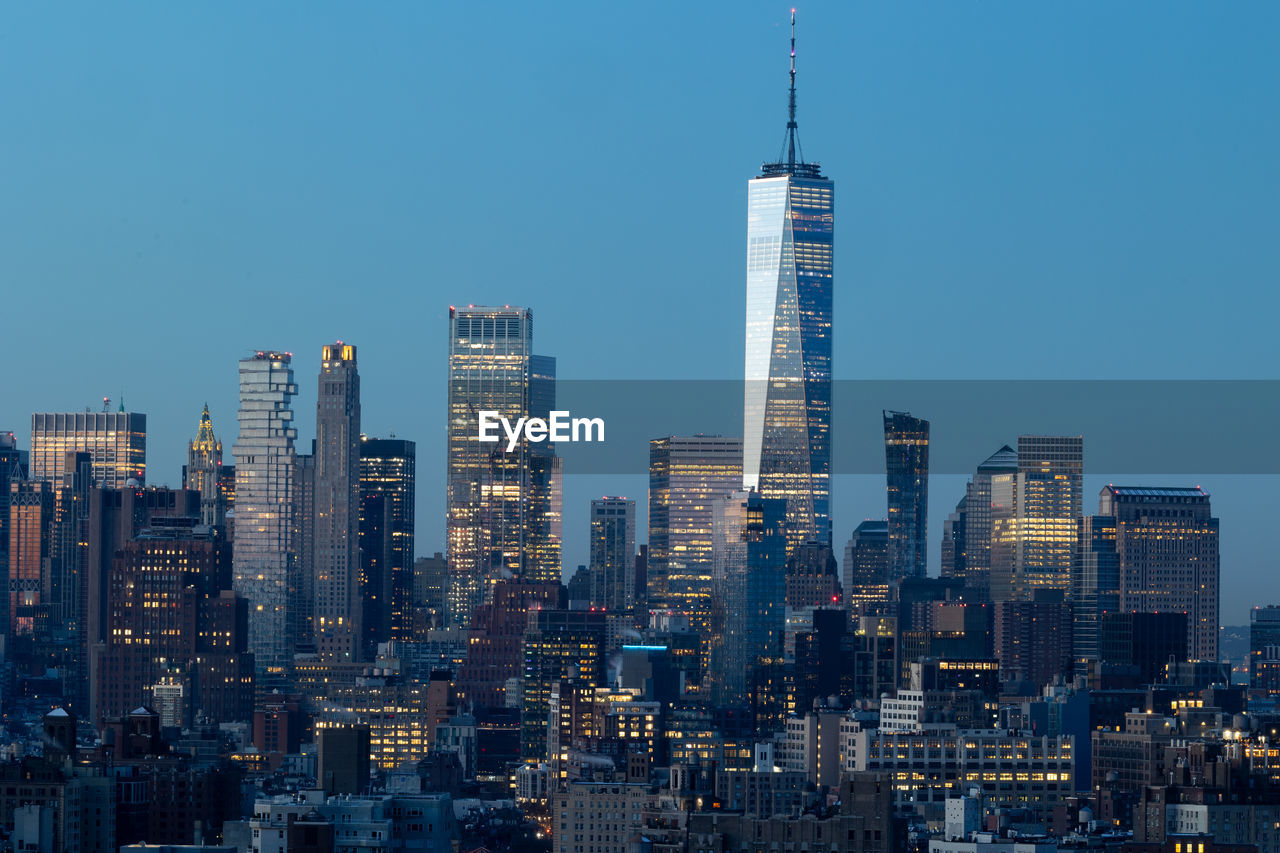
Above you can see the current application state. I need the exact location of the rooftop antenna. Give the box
[787,8,798,171]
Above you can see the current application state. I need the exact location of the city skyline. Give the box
[3,2,1279,624]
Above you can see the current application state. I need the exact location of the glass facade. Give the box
[960,445,1017,598]
[358,437,416,643]
[646,435,742,612]
[446,307,560,629]
[30,411,146,489]
[743,171,833,551]
[314,342,362,661]
[232,350,299,678]
[884,410,929,581]
[708,490,787,707]
[588,497,635,615]
[1072,514,1119,673]
[990,436,1083,602]
[842,519,889,607]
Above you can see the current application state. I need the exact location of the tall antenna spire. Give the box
[787,8,798,171]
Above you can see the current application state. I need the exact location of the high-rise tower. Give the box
[743,11,834,551]
[232,350,299,678]
[884,411,929,581]
[313,342,362,660]
[445,307,560,628]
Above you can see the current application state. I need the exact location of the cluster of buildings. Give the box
[0,16,1272,853]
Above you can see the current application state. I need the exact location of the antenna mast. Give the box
[787,8,797,171]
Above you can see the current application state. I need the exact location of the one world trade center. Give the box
[743,10,834,550]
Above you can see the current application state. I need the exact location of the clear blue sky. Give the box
[2,2,1277,624]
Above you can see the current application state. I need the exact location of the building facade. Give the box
[313,342,362,661]
[589,497,636,616]
[232,350,299,678]
[647,435,742,611]
[359,437,416,642]
[30,411,146,488]
[884,411,929,581]
[1099,485,1220,661]
[445,306,559,628]
[990,436,1083,603]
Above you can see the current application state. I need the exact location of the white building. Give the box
[552,781,650,853]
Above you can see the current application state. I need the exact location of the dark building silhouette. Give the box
[318,724,371,795]
[359,436,416,644]
[884,411,929,581]
[994,589,1073,688]
[1100,611,1188,685]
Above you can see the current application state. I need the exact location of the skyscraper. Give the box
[884,411,929,581]
[940,496,966,580]
[313,342,362,661]
[0,432,28,639]
[990,436,1083,602]
[960,445,1017,598]
[359,437,416,643]
[445,306,559,628]
[843,520,889,608]
[1098,485,1220,661]
[1071,514,1120,674]
[647,435,743,611]
[30,411,146,488]
[589,497,636,616]
[183,404,225,528]
[742,12,834,551]
[708,490,788,708]
[6,479,54,639]
[232,350,299,678]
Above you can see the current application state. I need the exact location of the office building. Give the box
[92,519,253,725]
[232,350,299,677]
[359,436,416,642]
[520,609,606,762]
[742,25,833,551]
[647,435,743,610]
[6,479,54,639]
[588,497,636,616]
[940,497,966,580]
[445,306,559,628]
[708,490,788,707]
[30,411,146,488]
[292,449,316,650]
[1099,611,1188,684]
[1100,485,1220,660]
[844,520,889,607]
[313,342,362,661]
[994,590,1073,688]
[0,433,27,638]
[1072,515,1120,673]
[1251,606,1280,694]
[182,404,225,528]
[850,728,1075,819]
[884,411,929,580]
[785,541,840,609]
[959,445,1017,597]
[990,436,1083,602]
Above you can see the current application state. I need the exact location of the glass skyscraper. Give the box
[990,436,1083,602]
[708,490,788,708]
[647,435,743,611]
[30,411,146,489]
[884,410,929,581]
[588,497,636,616]
[445,307,560,628]
[358,436,416,642]
[742,15,833,551]
[232,350,299,678]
